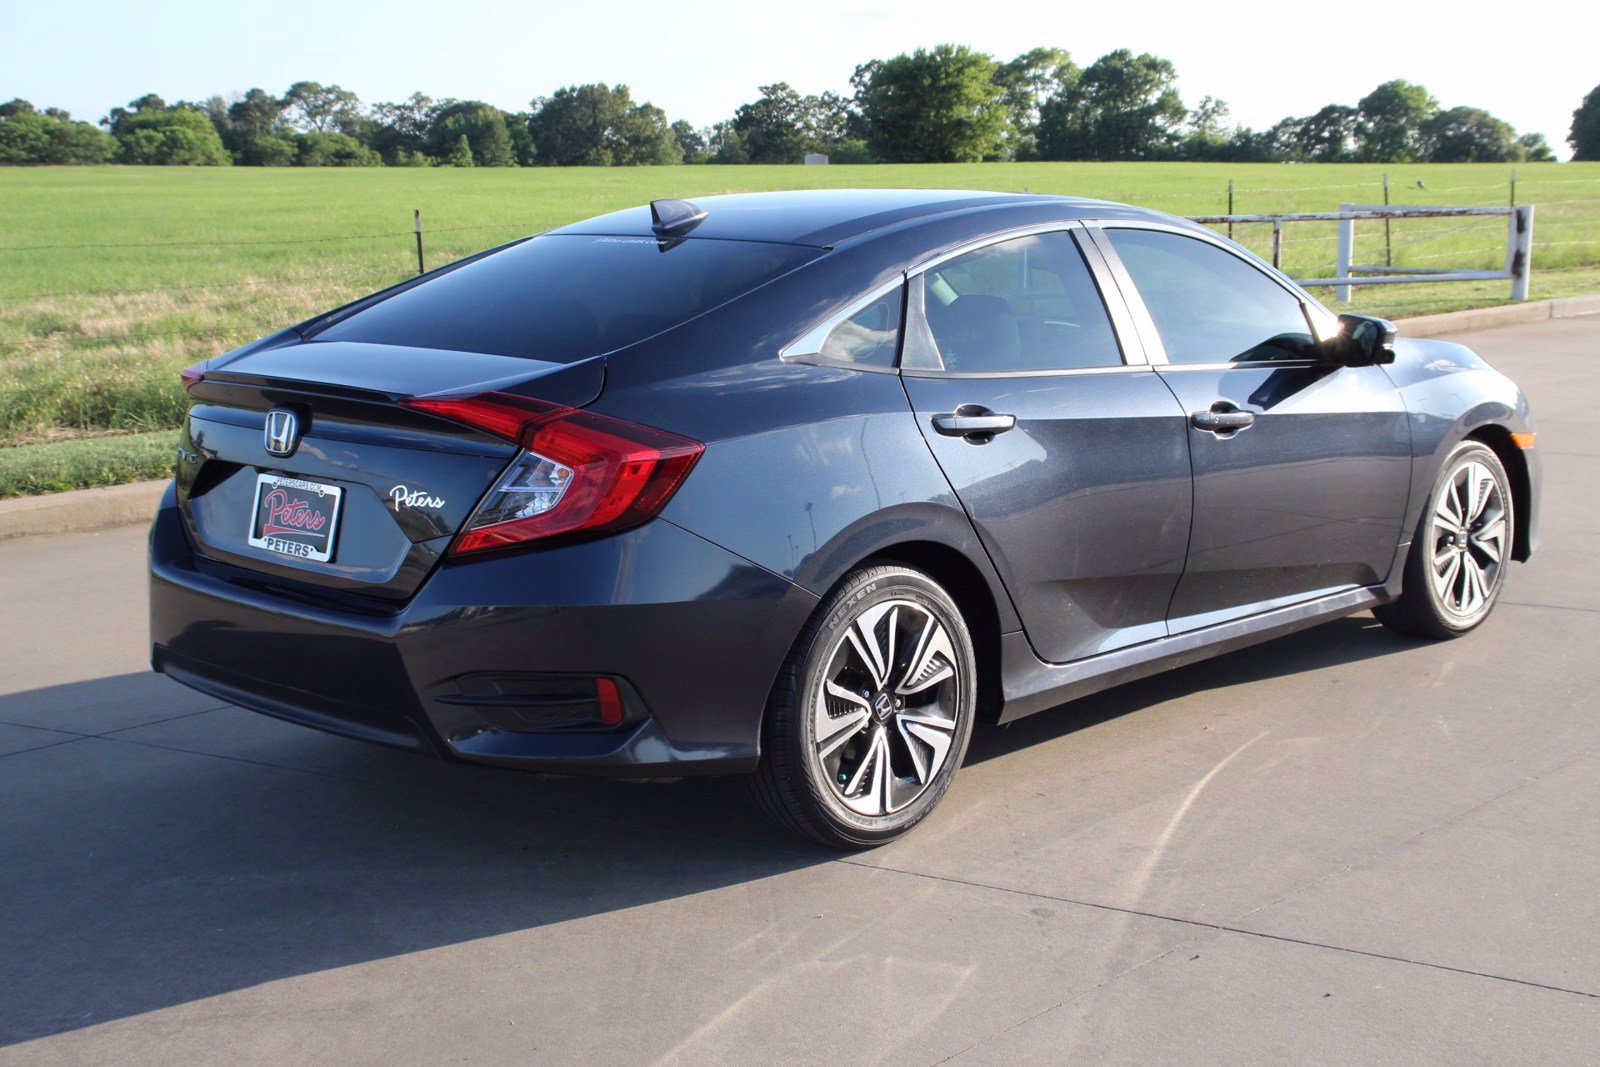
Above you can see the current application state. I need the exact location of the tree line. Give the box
[4,46,1595,168]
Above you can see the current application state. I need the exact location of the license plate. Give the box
[248,473,343,563]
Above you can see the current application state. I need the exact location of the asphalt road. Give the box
[3,317,1598,1064]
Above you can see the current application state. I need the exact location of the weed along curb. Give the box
[2,295,1598,543]
[0,479,168,542]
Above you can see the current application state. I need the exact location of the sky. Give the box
[4,0,1591,157]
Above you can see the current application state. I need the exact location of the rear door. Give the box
[1092,225,1411,631]
[900,227,1193,664]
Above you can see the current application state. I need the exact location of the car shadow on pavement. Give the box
[0,612,1420,1045]
[0,679,830,1046]
[964,612,1427,765]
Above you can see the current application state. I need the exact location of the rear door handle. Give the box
[932,405,1016,441]
[1191,402,1255,433]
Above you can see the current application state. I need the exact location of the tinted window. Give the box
[917,231,1122,373]
[1106,229,1315,364]
[312,235,820,361]
[818,287,901,368]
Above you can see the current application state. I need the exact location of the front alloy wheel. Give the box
[750,565,976,848]
[1427,457,1509,619]
[1376,440,1514,639]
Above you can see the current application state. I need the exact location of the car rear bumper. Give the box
[149,485,817,776]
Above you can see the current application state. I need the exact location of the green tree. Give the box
[993,47,1078,158]
[1422,106,1522,162]
[671,120,708,163]
[730,83,809,162]
[853,45,1009,163]
[370,93,437,163]
[830,139,875,164]
[221,88,293,165]
[294,131,380,166]
[444,133,475,167]
[103,94,168,134]
[506,111,536,165]
[708,120,749,164]
[728,83,849,163]
[281,81,362,134]
[1180,95,1234,160]
[1571,84,1600,160]
[1519,132,1556,162]
[1265,104,1359,162]
[426,101,516,166]
[528,84,682,165]
[1356,79,1437,162]
[1036,50,1186,160]
[0,101,116,163]
[110,105,230,165]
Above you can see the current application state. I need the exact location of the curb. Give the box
[0,479,168,542]
[2,295,1597,544]
[1395,293,1600,339]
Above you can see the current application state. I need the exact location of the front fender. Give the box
[1387,338,1539,560]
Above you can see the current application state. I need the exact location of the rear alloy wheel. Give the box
[749,565,975,848]
[1376,441,1513,639]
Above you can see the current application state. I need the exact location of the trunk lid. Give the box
[176,339,604,604]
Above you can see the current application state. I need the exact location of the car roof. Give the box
[548,188,1179,248]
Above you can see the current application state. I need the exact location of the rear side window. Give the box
[818,287,902,368]
[1105,228,1316,364]
[311,235,820,361]
[915,231,1123,374]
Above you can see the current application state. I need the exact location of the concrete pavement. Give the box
[1,317,1597,1063]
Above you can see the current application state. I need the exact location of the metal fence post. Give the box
[1227,180,1234,241]
[1335,203,1355,303]
[1271,219,1282,269]
[1381,172,1392,267]
[1510,204,1534,301]
[414,210,425,276]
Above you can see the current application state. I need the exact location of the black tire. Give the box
[748,565,976,849]
[1375,440,1514,640]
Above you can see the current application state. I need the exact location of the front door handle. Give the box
[1191,402,1255,434]
[933,405,1016,441]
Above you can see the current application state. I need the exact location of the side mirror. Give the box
[1331,313,1397,366]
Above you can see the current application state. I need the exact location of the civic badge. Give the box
[264,409,300,458]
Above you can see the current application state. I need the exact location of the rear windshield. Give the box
[310,234,820,361]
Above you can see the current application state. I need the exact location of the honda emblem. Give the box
[264,409,300,457]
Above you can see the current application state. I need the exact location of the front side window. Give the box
[1105,228,1316,365]
[914,231,1123,374]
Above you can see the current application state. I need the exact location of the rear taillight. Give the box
[180,361,207,393]
[400,391,703,556]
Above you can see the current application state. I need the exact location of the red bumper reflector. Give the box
[595,678,624,726]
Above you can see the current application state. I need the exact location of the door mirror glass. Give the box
[1330,313,1397,366]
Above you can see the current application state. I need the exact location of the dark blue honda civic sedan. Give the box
[151,189,1540,846]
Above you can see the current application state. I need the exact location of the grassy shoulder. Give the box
[0,431,174,498]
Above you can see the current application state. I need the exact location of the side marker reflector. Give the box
[1510,432,1536,450]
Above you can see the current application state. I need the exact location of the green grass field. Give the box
[2,161,1598,495]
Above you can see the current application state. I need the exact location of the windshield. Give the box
[310,234,820,361]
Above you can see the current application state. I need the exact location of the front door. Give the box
[1096,226,1411,631]
[900,228,1192,663]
